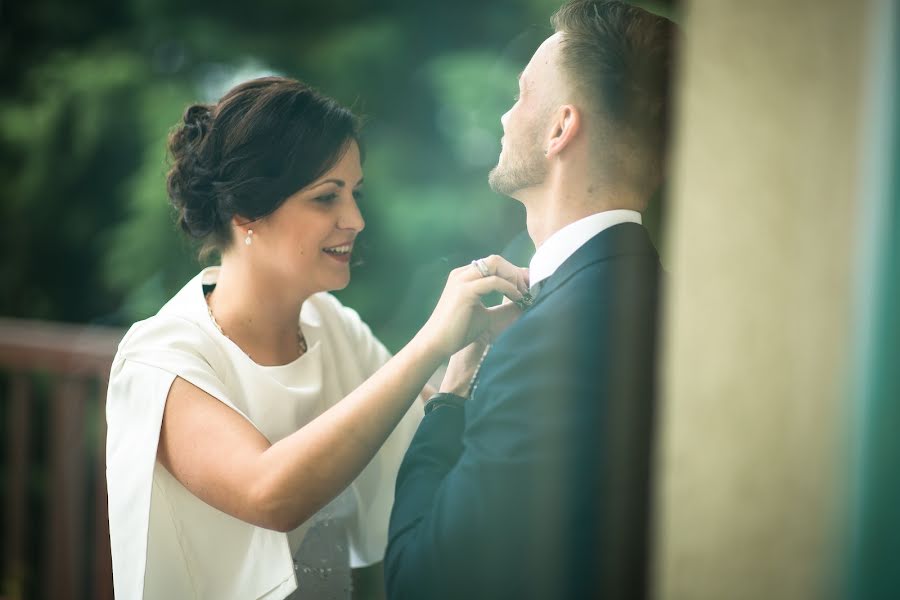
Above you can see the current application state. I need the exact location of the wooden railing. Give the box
[1,318,125,600]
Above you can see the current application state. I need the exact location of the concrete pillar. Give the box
[653,1,876,598]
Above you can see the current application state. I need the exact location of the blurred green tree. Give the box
[1,0,672,348]
[1,0,580,349]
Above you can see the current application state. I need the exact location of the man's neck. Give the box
[520,181,643,248]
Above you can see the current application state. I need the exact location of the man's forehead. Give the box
[521,32,563,82]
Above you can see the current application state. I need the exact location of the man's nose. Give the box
[500,110,510,129]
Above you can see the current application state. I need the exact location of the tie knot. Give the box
[516,280,543,310]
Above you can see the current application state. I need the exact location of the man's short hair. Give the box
[552,0,676,198]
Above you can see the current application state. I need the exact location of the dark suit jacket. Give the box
[385,222,662,600]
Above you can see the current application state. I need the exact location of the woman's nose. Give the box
[339,197,365,232]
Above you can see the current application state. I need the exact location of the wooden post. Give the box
[0,320,124,600]
[45,377,88,600]
[5,373,31,600]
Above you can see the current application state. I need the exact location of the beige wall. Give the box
[653,1,873,598]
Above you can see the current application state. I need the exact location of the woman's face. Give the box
[247,140,365,296]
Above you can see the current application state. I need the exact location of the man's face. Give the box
[488,33,564,198]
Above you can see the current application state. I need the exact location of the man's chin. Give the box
[489,171,522,198]
[488,166,512,196]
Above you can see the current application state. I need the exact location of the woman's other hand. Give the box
[438,342,488,397]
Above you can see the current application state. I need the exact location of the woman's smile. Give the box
[322,242,353,263]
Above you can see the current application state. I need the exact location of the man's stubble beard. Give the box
[488,123,548,197]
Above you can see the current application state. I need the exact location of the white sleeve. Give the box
[324,295,394,377]
[336,303,440,400]
[106,357,175,600]
[106,319,295,600]
[114,315,247,416]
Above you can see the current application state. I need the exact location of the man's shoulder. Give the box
[543,244,659,299]
[478,252,660,384]
[509,251,658,331]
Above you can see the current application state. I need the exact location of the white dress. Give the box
[106,267,423,599]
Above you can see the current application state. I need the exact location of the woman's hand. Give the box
[420,255,529,359]
[439,341,489,397]
[438,293,523,397]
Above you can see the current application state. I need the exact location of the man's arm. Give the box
[387,402,467,540]
[384,328,599,600]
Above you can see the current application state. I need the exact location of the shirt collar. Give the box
[528,209,643,286]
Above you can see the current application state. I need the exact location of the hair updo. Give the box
[167,76,361,255]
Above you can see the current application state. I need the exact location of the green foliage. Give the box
[101,81,201,319]
[1,46,148,322]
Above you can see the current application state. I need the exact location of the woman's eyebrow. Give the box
[311,178,345,189]
[308,175,364,192]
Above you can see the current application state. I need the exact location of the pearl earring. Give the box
[244,229,253,246]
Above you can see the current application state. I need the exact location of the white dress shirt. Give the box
[528,209,643,288]
[106,267,423,600]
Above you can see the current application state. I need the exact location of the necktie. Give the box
[470,281,544,398]
[516,280,543,310]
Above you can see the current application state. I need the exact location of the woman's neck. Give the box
[207,256,311,366]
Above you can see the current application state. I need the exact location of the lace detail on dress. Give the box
[285,487,356,599]
[287,518,352,599]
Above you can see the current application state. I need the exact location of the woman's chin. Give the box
[325,273,351,292]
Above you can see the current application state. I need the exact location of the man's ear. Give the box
[545,105,581,158]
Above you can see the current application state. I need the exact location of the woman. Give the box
[105,76,527,600]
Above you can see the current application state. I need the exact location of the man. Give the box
[385,2,675,598]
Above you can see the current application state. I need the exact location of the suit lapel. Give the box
[470,223,657,400]
[529,222,657,310]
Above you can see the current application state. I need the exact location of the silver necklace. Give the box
[205,291,308,358]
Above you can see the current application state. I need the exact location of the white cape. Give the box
[106,269,423,599]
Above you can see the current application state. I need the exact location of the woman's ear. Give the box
[231,216,255,246]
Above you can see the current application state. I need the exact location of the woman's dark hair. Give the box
[167,76,361,256]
